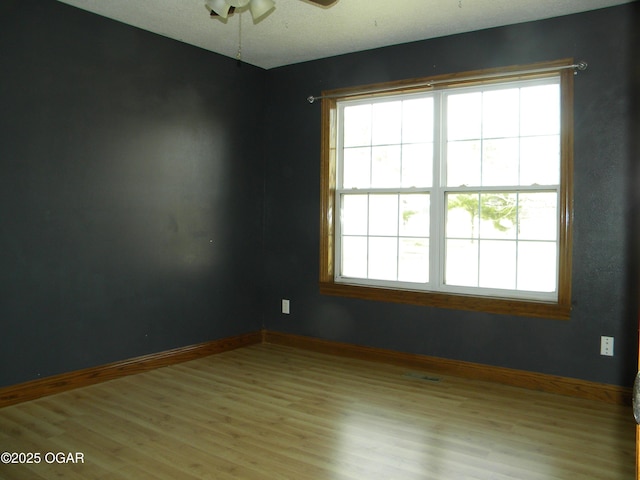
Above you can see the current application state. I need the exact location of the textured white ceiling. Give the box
[57,0,635,69]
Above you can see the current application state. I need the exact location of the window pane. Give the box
[342,194,368,235]
[482,138,519,186]
[372,101,402,146]
[344,104,371,147]
[401,143,432,187]
[519,192,557,241]
[341,236,367,278]
[520,135,560,186]
[517,241,557,292]
[445,239,478,287]
[446,193,480,239]
[400,194,430,237]
[447,140,481,187]
[447,92,482,140]
[369,237,398,281]
[343,147,371,188]
[399,238,429,283]
[371,145,401,187]
[332,72,566,303]
[402,97,433,143]
[483,88,520,138]
[369,195,398,236]
[479,240,516,289]
[520,84,560,136]
[479,193,517,239]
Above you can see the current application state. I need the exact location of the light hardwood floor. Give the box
[0,344,635,479]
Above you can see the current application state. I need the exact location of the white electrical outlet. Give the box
[600,336,614,356]
[282,299,290,315]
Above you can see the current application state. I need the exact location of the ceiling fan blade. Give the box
[305,0,338,6]
[210,6,235,17]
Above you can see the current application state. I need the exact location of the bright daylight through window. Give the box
[319,60,574,319]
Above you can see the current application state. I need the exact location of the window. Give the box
[319,60,574,319]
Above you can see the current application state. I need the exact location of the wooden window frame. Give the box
[319,60,574,319]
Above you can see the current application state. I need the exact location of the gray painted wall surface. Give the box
[263,4,640,387]
[1,1,638,389]
[0,1,265,387]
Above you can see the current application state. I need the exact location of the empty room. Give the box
[1,0,640,478]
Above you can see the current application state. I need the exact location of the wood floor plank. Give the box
[0,343,635,479]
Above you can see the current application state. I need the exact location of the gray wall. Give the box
[1,1,637,390]
[0,1,265,387]
[263,3,640,387]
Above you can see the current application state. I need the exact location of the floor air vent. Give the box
[403,372,441,382]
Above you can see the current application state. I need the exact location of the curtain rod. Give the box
[306,61,588,104]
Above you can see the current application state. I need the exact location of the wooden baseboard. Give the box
[263,330,632,405]
[1,329,631,408]
[0,331,261,408]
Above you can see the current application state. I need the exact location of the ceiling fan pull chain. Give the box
[236,12,243,63]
